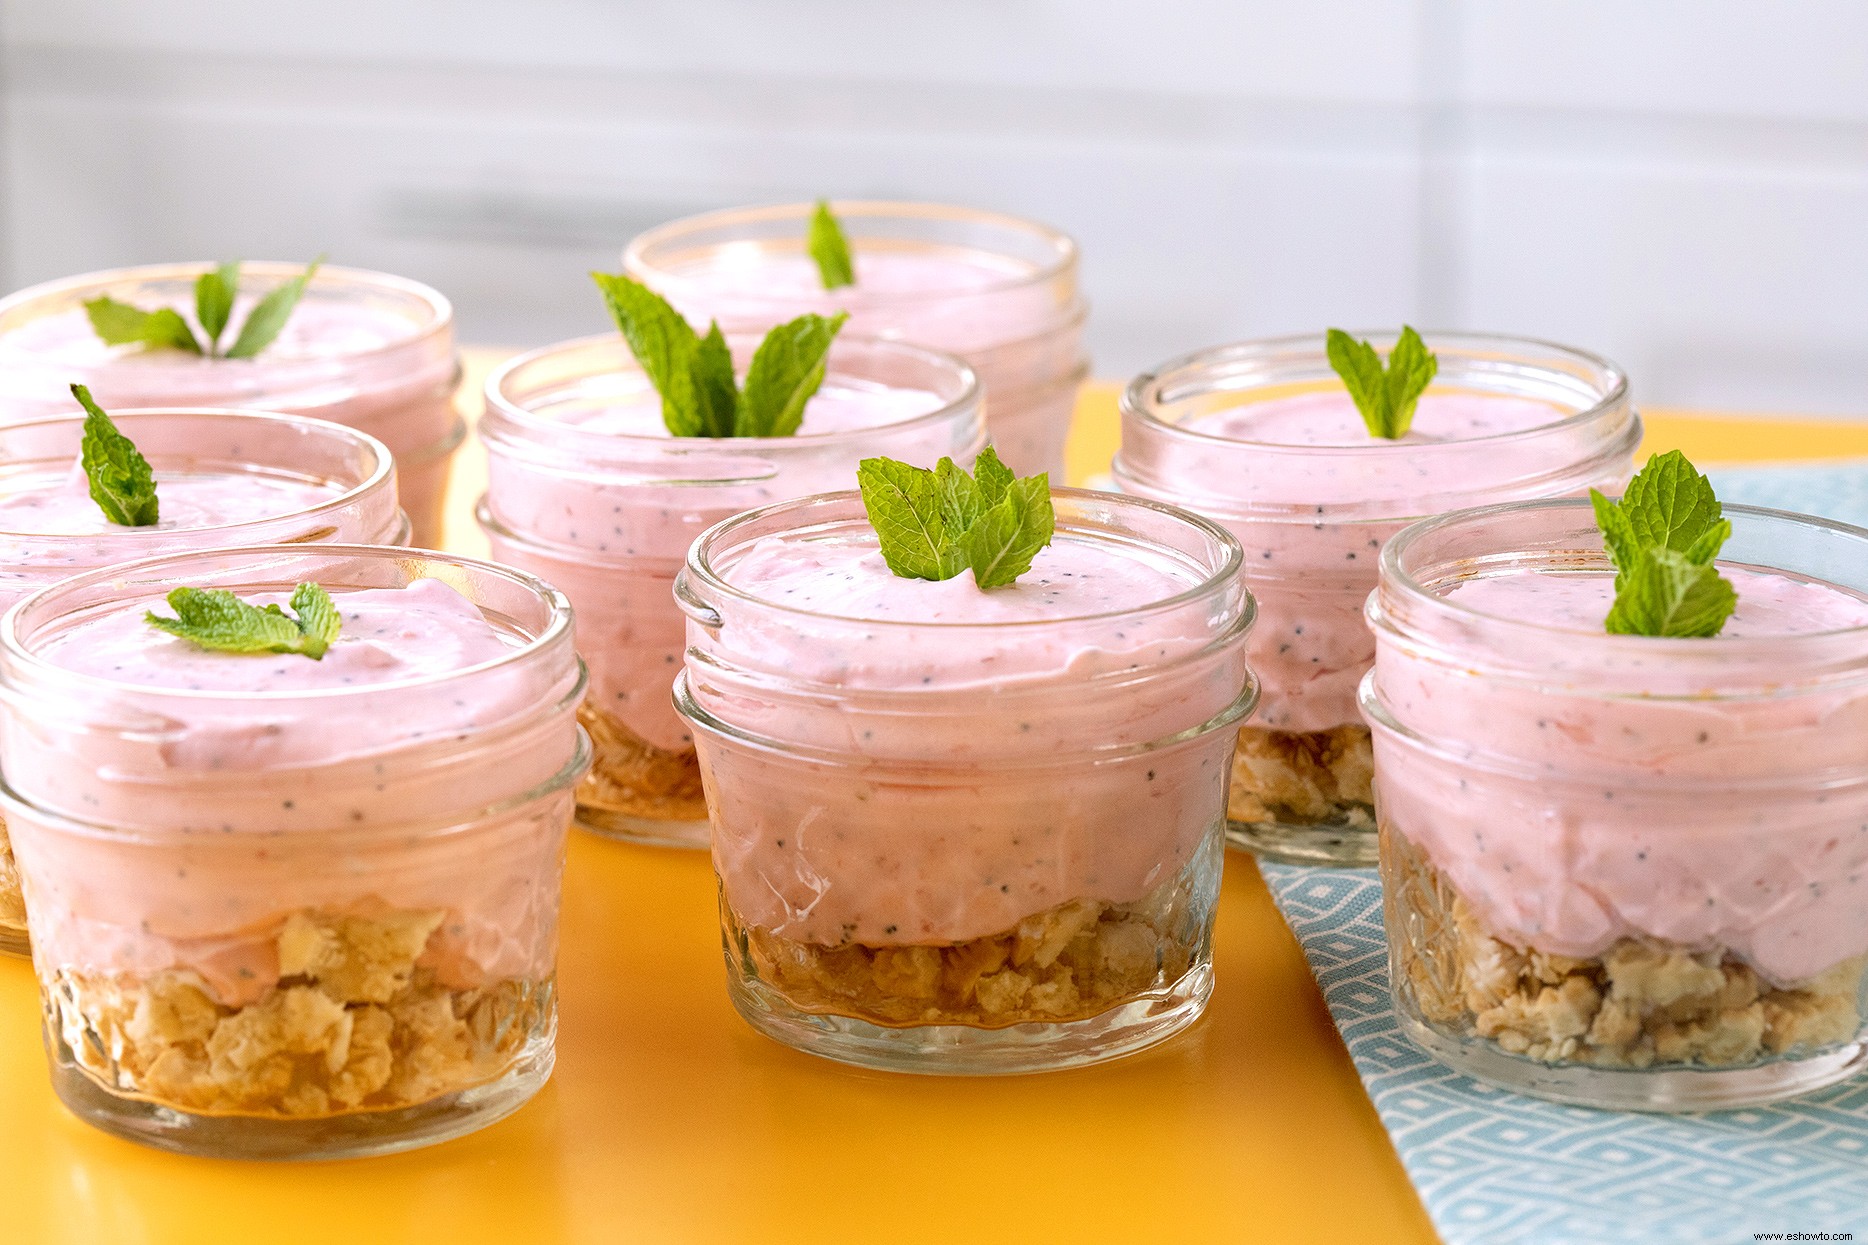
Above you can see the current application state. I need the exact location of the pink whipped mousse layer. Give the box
[13,580,567,1005]
[487,380,946,754]
[651,249,1058,355]
[0,464,338,537]
[701,530,1240,947]
[1379,564,1868,986]
[1179,389,1570,733]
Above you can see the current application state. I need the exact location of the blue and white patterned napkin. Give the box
[1255,463,1868,1245]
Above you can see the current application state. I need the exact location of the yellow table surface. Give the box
[5,366,1867,1245]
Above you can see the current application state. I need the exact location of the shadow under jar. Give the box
[1114,332,1639,866]
[0,546,587,1157]
[1365,501,1868,1110]
[479,332,984,848]
[675,490,1257,1074]
[0,408,409,958]
[0,263,465,545]
[624,200,1087,478]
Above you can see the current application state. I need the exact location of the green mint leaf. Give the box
[224,256,323,359]
[1325,326,1436,439]
[858,446,1054,589]
[962,473,1055,589]
[1590,488,1641,589]
[737,312,849,437]
[1603,547,1738,639]
[72,383,159,527]
[935,456,984,532]
[1593,450,1738,637]
[807,199,856,289]
[1619,449,1725,556]
[145,582,342,660]
[593,271,720,436]
[690,322,741,438]
[195,261,240,353]
[972,444,1015,507]
[1382,326,1437,438]
[83,297,201,354]
[856,457,956,580]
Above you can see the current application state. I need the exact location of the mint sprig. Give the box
[146,583,342,660]
[591,272,848,438]
[1325,326,1438,440]
[85,257,325,359]
[1591,450,1737,638]
[71,383,159,527]
[808,200,856,290]
[856,447,1054,590]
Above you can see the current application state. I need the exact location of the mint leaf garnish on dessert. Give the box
[72,383,159,527]
[808,199,856,289]
[1591,450,1737,637]
[84,257,324,359]
[591,272,848,438]
[1325,326,1438,440]
[146,583,343,660]
[858,446,1054,589]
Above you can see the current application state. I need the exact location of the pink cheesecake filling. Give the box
[1181,390,1570,732]
[488,380,948,754]
[702,531,1240,946]
[14,580,566,1004]
[0,464,338,538]
[1380,564,1868,985]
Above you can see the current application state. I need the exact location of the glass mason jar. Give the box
[0,408,409,958]
[1114,332,1639,866]
[623,201,1087,478]
[0,546,587,1157]
[0,262,464,546]
[1365,500,1868,1110]
[674,490,1257,1074]
[479,332,984,848]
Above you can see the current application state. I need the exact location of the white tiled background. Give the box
[2,0,1865,415]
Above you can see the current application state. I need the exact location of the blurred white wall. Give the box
[2,0,1865,415]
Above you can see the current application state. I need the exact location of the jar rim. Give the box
[624,200,1078,303]
[1377,497,1868,650]
[0,261,454,364]
[0,407,399,542]
[0,544,577,704]
[481,331,983,479]
[681,487,1248,632]
[1121,329,1630,457]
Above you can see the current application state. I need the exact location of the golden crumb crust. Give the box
[1384,827,1865,1068]
[1228,724,1375,827]
[577,703,707,822]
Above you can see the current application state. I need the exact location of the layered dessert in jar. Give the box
[0,399,408,956]
[675,472,1256,1074]
[1114,330,1639,864]
[0,262,463,544]
[0,546,586,1157]
[1366,474,1868,1109]
[479,283,984,847]
[624,201,1087,477]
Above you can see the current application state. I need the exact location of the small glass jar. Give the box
[479,332,984,848]
[674,490,1256,1074]
[1115,332,1640,865]
[1365,500,1868,1110]
[0,263,464,545]
[0,546,587,1157]
[623,201,1086,478]
[0,407,409,957]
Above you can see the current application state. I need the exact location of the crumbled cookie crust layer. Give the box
[47,908,549,1118]
[0,820,24,937]
[727,877,1203,1029]
[1385,827,1866,1068]
[577,702,707,822]
[1228,723,1375,828]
